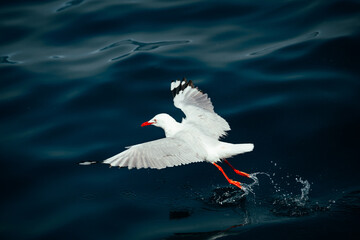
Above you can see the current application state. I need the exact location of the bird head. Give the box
[141,113,175,128]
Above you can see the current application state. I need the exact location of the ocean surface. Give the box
[1,0,360,239]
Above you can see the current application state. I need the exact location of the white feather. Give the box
[103,138,204,169]
[174,86,230,139]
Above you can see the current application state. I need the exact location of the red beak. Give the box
[141,121,154,127]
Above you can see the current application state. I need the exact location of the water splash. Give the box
[267,175,331,217]
[294,177,310,207]
[201,164,329,217]
[241,172,269,198]
[244,168,328,217]
[205,186,247,207]
[257,169,312,206]
[204,172,268,207]
[268,175,311,209]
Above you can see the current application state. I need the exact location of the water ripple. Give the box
[249,31,320,56]
[0,56,18,64]
[93,39,190,61]
[56,0,85,12]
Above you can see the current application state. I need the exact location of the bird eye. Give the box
[154,119,157,122]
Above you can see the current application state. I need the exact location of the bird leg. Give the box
[223,159,250,178]
[213,163,242,189]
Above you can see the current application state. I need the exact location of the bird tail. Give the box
[217,142,254,159]
[234,143,254,154]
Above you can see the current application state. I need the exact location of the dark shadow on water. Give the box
[169,208,193,220]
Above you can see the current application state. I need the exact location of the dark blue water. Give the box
[1,0,360,239]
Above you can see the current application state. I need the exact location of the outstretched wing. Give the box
[103,137,204,169]
[171,78,230,139]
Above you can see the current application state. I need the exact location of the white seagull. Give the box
[103,78,254,189]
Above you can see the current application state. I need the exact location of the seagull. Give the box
[103,78,254,189]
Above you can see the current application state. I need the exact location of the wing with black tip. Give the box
[171,78,230,139]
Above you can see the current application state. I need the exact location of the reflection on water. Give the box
[165,223,248,240]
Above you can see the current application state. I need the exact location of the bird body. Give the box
[103,79,254,189]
